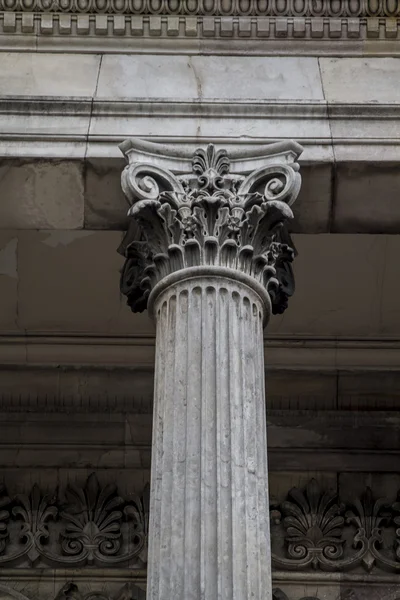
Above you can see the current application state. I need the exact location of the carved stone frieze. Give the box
[118,139,302,316]
[2,475,400,576]
[273,591,320,600]
[1,6,399,49]
[0,474,149,568]
[0,0,398,16]
[54,582,146,600]
[271,478,400,575]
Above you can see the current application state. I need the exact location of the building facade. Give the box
[1,1,400,599]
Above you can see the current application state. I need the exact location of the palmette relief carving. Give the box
[0,474,149,568]
[118,140,302,315]
[270,479,400,574]
[3,475,400,575]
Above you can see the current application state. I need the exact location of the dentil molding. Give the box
[1,1,399,16]
[1,1,400,54]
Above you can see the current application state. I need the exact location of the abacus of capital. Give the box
[118,138,303,600]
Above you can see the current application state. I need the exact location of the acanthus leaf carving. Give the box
[118,140,302,315]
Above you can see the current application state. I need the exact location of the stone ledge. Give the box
[2,334,400,371]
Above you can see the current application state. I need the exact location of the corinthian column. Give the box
[118,139,303,600]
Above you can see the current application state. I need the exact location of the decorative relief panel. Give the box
[0,474,149,568]
[54,582,146,600]
[0,1,399,46]
[1,475,400,576]
[270,479,400,574]
[0,0,398,16]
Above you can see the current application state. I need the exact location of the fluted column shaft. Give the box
[147,270,272,600]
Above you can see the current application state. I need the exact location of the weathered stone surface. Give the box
[0,160,85,229]
[17,230,154,334]
[0,232,19,333]
[119,140,302,600]
[266,371,337,410]
[334,163,400,233]
[148,276,272,600]
[0,52,101,97]
[269,234,387,337]
[338,371,400,410]
[84,158,129,229]
[96,55,324,100]
[292,164,332,233]
[320,57,400,103]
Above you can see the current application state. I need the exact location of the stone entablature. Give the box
[1,0,400,53]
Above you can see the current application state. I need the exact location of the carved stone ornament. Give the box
[118,138,302,316]
[270,478,400,574]
[54,583,146,600]
[1,0,397,16]
[0,474,149,568]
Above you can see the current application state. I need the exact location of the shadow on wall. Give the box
[273,590,320,600]
[55,583,146,600]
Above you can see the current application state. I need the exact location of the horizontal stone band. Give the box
[1,0,399,16]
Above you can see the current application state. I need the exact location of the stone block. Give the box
[17,230,154,335]
[0,232,19,333]
[320,57,400,102]
[266,371,337,410]
[291,163,332,233]
[84,158,129,229]
[0,160,84,229]
[0,53,100,97]
[338,371,400,410]
[269,234,387,337]
[381,236,400,335]
[334,163,400,233]
[96,55,324,100]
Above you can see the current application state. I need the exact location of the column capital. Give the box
[118,138,303,318]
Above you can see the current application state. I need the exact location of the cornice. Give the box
[0,12,400,54]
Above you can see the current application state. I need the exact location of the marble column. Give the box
[118,139,303,600]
